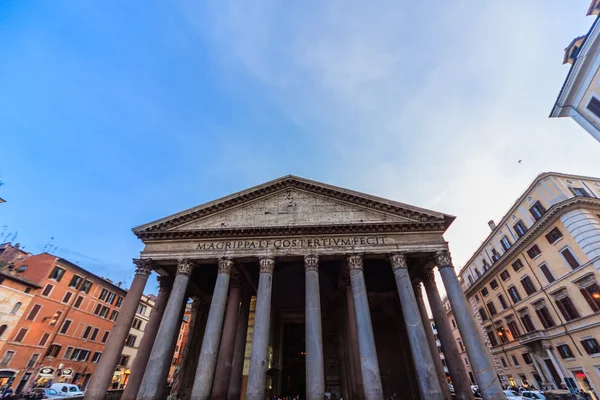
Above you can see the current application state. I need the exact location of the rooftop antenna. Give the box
[43,237,55,253]
[10,231,18,242]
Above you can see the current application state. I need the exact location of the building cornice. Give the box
[457,172,600,278]
[464,196,600,296]
[136,221,447,241]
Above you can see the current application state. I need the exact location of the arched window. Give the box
[0,325,7,338]
[10,302,22,314]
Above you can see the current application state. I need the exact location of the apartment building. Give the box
[451,172,600,398]
[0,251,128,394]
[168,303,192,385]
[550,0,600,143]
[437,303,476,387]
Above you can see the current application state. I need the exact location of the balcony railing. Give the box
[519,330,546,344]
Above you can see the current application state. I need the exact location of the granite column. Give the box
[84,259,152,400]
[305,254,325,400]
[227,293,251,400]
[436,251,504,400]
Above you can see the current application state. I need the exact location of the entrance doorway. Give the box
[544,359,562,388]
[281,323,306,398]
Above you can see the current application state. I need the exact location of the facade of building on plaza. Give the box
[440,298,476,386]
[452,172,600,398]
[85,175,505,400]
[0,249,131,394]
[550,0,600,143]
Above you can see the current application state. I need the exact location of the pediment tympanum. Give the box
[133,176,454,240]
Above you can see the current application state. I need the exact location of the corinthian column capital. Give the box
[388,253,407,271]
[422,268,436,286]
[304,254,319,272]
[157,275,174,290]
[259,257,275,274]
[177,258,195,276]
[218,258,234,275]
[434,251,453,270]
[133,259,153,276]
[346,254,363,271]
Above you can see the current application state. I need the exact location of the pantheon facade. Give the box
[84,176,504,400]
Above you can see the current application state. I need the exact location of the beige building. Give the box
[441,298,476,386]
[113,294,155,389]
[550,0,600,143]
[451,172,600,398]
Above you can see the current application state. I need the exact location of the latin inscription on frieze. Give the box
[196,236,387,251]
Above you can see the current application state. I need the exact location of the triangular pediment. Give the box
[133,175,454,238]
[171,188,413,231]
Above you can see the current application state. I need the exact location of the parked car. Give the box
[472,385,481,397]
[522,391,546,399]
[49,384,84,397]
[24,388,63,399]
[504,390,523,399]
[543,390,578,400]
[448,383,455,393]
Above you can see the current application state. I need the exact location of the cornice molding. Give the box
[133,177,451,237]
[464,197,600,296]
[136,221,446,241]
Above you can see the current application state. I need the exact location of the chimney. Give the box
[488,220,496,231]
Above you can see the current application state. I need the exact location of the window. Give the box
[501,357,508,368]
[10,302,22,314]
[106,292,116,304]
[172,357,178,365]
[507,319,522,338]
[497,326,509,344]
[90,328,99,341]
[474,268,481,278]
[68,275,83,289]
[80,280,93,293]
[527,245,542,259]
[561,248,580,270]
[451,319,456,329]
[126,334,137,347]
[49,311,62,326]
[580,282,600,312]
[522,353,533,365]
[59,320,71,335]
[581,338,600,355]
[555,296,581,321]
[110,310,119,321]
[479,307,488,321]
[24,287,31,294]
[82,326,92,339]
[92,352,102,363]
[481,287,489,297]
[545,228,563,244]
[41,284,54,297]
[487,301,498,317]
[520,313,536,332]
[62,292,73,304]
[0,325,6,338]
[521,276,537,296]
[0,351,15,367]
[132,318,143,330]
[38,333,50,347]
[118,355,130,366]
[93,304,102,316]
[27,304,42,321]
[512,259,524,272]
[99,288,109,301]
[490,280,499,290]
[49,266,66,282]
[571,187,590,197]
[511,355,520,366]
[535,305,556,329]
[514,220,528,238]
[501,236,512,251]
[26,353,39,369]
[539,264,555,284]
[498,294,508,310]
[587,97,600,118]
[508,286,522,304]
[483,259,489,270]
[137,304,148,316]
[13,328,28,342]
[557,344,574,359]
[73,296,84,309]
[63,347,73,360]
[116,296,123,308]
[491,248,500,261]
[101,331,110,343]
[468,275,474,284]
[487,328,498,346]
[530,201,546,221]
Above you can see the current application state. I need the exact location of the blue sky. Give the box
[1,1,600,291]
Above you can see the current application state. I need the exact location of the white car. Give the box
[50,383,84,397]
[521,391,546,399]
[504,390,523,399]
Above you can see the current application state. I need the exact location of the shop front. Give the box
[33,366,56,388]
[571,369,599,400]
